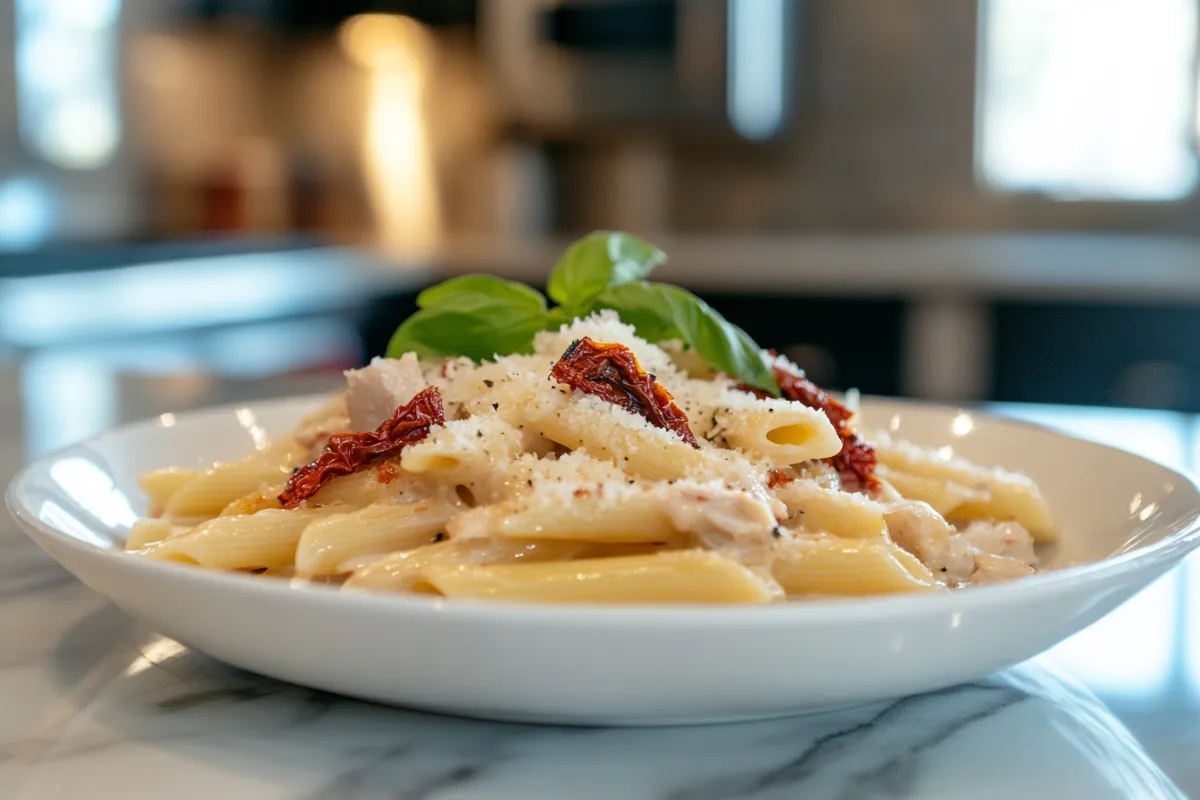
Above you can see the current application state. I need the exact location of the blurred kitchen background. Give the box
[6,0,1200,456]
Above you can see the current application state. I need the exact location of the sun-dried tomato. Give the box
[279,386,445,509]
[828,431,878,491]
[550,337,700,448]
[741,366,879,490]
[772,368,854,431]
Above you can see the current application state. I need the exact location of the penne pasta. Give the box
[713,398,842,467]
[295,501,456,576]
[162,438,308,521]
[343,538,604,594]
[125,518,177,549]
[873,437,1055,540]
[774,480,888,540]
[401,417,529,502]
[874,465,988,516]
[219,486,285,517]
[138,467,200,516]
[771,537,942,596]
[424,550,782,604]
[139,508,334,570]
[453,488,677,544]
[519,387,708,481]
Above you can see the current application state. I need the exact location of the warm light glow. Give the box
[951,412,975,437]
[339,13,431,71]
[339,14,441,249]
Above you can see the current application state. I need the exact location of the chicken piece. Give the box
[884,500,1039,586]
[885,500,974,584]
[972,553,1035,584]
[956,520,1037,566]
[663,484,778,565]
[887,504,1038,587]
[344,354,427,432]
[958,520,1037,586]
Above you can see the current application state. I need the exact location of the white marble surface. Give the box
[3,371,1200,799]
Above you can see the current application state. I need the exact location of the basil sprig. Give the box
[386,275,554,361]
[386,231,780,395]
[546,231,666,316]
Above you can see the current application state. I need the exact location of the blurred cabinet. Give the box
[693,292,905,394]
[992,303,1200,411]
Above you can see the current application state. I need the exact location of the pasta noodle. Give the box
[710,396,842,466]
[128,309,1056,602]
[424,551,782,604]
[872,434,1055,540]
[161,438,307,520]
[126,518,177,549]
[138,468,199,516]
[342,538,636,594]
[295,501,456,576]
[772,536,941,595]
[138,507,335,570]
[774,480,888,540]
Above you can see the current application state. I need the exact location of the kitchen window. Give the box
[976,0,1198,201]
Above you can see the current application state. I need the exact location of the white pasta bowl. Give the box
[8,396,1200,725]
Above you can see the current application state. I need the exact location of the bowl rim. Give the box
[8,394,1200,627]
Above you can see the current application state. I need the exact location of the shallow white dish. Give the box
[8,396,1200,725]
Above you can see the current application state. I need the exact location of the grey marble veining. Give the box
[0,519,1191,800]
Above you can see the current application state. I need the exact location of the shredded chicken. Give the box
[972,553,1035,584]
[885,500,961,580]
[344,354,427,432]
[957,521,1038,585]
[886,504,1036,587]
[663,484,778,565]
[956,520,1037,565]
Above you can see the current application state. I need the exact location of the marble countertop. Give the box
[2,371,1199,799]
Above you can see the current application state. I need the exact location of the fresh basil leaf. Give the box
[387,299,553,362]
[388,276,552,361]
[598,282,780,395]
[417,274,548,312]
[546,231,666,314]
[385,315,446,360]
